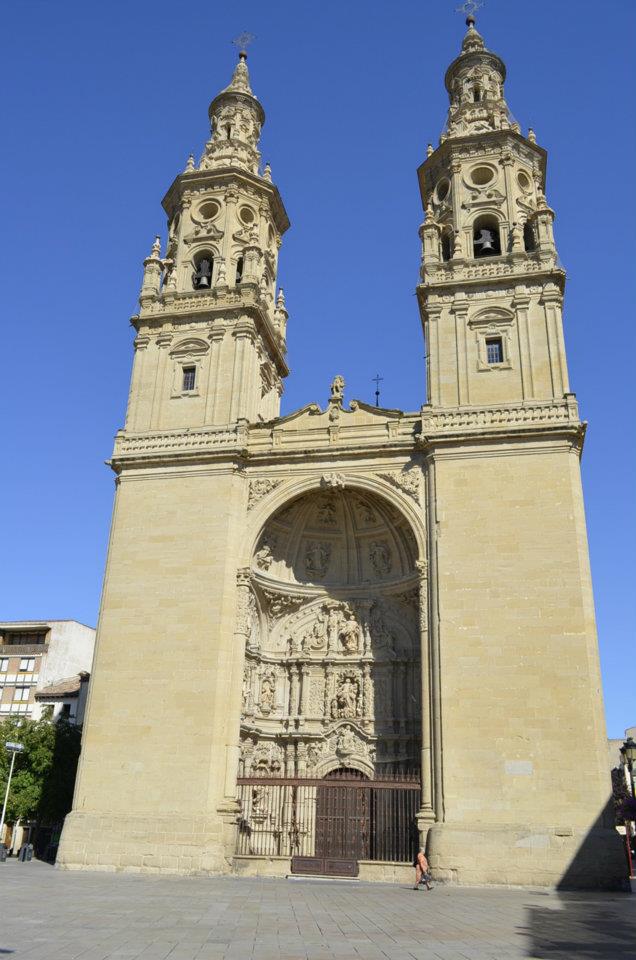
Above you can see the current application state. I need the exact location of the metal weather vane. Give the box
[232,32,257,55]
[455,0,483,17]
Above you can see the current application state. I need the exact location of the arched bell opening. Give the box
[473,214,501,258]
[523,220,536,252]
[192,250,215,289]
[441,226,454,262]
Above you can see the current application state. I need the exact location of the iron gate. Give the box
[236,768,420,877]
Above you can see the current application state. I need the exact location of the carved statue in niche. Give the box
[259,671,276,714]
[246,592,260,652]
[369,540,392,577]
[305,541,331,578]
[356,499,377,524]
[370,599,394,653]
[254,535,276,571]
[288,633,302,656]
[339,613,362,654]
[242,665,254,714]
[251,785,266,815]
[316,496,337,526]
[331,674,360,719]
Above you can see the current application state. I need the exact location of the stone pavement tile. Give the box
[1,862,635,960]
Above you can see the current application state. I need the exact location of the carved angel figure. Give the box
[254,543,274,571]
[336,727,358,757]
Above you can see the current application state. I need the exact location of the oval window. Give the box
[470,166,495,186]
[517,170,532,192]
[198,200,220,221]
[239,205,255,225]
[435,178,450,203]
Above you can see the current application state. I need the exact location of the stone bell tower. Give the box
[418,14,567,410]
[57,51,292,875]
[131,48,289,432]
[415,16,623,887]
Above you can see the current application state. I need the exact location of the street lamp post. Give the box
[620,736,636,879]
[0,741,25,846]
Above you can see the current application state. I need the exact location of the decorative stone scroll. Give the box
[378,467,422,503]
[320,472,346,490]
[247,477,283,510]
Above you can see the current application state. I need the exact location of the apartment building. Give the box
[0,621,95,720]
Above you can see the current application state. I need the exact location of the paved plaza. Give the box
[0,860,634,960]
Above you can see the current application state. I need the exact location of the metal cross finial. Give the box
[456,0,483,18]
[372,374,384,408]
[232,32,256,56]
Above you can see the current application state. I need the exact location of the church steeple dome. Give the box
[443,16,514,140]
[201,51,266,176]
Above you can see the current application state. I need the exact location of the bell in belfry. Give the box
[474,228,495,253]
[193,257,213,289]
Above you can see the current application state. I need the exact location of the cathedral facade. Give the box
[58,19,624,886]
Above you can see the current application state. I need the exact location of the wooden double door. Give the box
[293,768,370,877]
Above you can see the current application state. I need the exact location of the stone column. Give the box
[222,187,239,267]
[416,557,435,827]
[221,567,252,809]
[204,327,226,425]
[229,319,256,422]
[450,296,470,407]
[513,293,534,400]
[149,333,173,430]
[126,334,150,431]
[299,666,311,718]
[541,285,569,397]
[424,303,443,407]
[285,742,295,777]
[324,666,334,720]
[363,663,374,721]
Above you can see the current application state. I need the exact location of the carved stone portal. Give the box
[240,488,422,780]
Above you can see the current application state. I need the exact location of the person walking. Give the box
[413,848,434,890]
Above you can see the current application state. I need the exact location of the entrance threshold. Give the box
[287,874,360,883]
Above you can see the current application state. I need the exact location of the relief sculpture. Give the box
[239,488,421,782]
[304,541,331,577]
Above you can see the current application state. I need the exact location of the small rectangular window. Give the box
[13,686,30,702]
[486,337,504,364]
[19,658,35,672]
[0,658,8,672]
[182,366,196,391]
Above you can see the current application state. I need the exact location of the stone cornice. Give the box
[418,130,547,206]
[109,397,586,473]
[131,287,289,379]
[162,167,289,235]
[418,255,565,295]
[419,396,585,454]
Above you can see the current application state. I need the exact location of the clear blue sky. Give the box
[1,1,633,737]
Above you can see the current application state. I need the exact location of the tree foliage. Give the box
[0,717,82,823]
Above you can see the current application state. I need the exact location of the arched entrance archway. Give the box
[236,486,424,874]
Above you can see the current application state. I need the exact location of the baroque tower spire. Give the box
[128,50,290,434]
[418,16,565,410]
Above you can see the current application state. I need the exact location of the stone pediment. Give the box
[270,399,405,432]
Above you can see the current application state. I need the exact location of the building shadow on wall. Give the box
[523,800,634,959]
